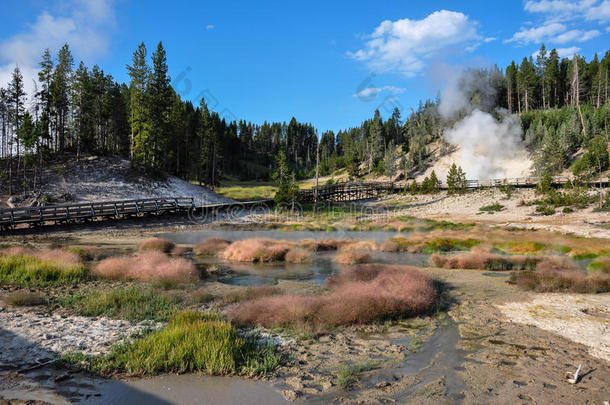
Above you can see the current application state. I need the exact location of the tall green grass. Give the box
[58,286,180,322]
[0,254,87,286]
[63,311,280,376]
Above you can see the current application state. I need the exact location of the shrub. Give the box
[229,264,437,330]
[59,286,181,322]
[67,246,104,261]
[285,248,313,264]
[137,238,176,253]
[0,249,87,286]
[94,251,198,283]
[5,290,47,306]
[430,251,555,271]
[334,250,371,265]
[69,311,280,376]
[222,239,293,262]
[509,260,610,293]
[479,202,504,213]
[193,238,231,257]
[535,205,555,216]
[587,257,610,275]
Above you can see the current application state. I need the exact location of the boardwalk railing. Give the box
[299,176,609,202]
[0,197,194,229]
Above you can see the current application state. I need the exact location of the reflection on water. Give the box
[197,251,431,287]
[157,229,409,244]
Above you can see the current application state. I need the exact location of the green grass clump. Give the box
[420,219,476,231]
[422,238,480,254]
[494,241,546,255]
[0,254,87,286]
[479,202,504,213]
[4,290,47,306]
[572,252,599,260]
[58,286,181,322]
[63,311,280,376]
[587,259,610,274]
[335,362,376,390]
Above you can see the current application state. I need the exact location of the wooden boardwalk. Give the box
[0,197,271,231]
[299,176,609,203]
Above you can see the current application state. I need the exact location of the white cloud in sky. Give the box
[556,46,581,58]
[0,0,116,96]
[353,85,405,98]
[206,25,215,30]
[483,37,497,43]
[524,0,597,22]
[509,1,608,47]
[348,10,481,77]
[505,22,565,44]
[585,0,610,22]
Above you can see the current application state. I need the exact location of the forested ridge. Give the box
[0,42,608,194]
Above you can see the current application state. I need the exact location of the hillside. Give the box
[0,155,231,209]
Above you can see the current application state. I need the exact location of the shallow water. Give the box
[158,229,408,244]
[87,374,288,404]
[197,251,431,286]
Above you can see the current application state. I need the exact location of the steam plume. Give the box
[439,69,529,180]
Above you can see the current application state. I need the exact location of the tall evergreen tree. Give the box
[126,42,150,164]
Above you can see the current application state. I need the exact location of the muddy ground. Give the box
[0,224,609,404]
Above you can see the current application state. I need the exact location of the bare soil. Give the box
[369,188,610,239]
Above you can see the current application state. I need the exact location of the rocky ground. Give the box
[369,188,610,239]
[1,155,231,209]
[0,304,161,368]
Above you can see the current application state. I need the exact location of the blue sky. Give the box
[1,0,608,133]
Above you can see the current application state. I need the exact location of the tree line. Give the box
[0,42,608,195]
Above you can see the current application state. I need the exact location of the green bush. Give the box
[479,202,504,213]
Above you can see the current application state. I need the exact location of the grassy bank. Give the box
[62,311,280,376]
[0,250,87,286]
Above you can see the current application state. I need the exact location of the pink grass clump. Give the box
[285,248,313,264]
[510,258,610,293]
[94,251,197,283]
[193,238,231,257]
[221,238,296,262]
[0,247,82,265]
[333,250,371,265]
[137,237,176,253]
[229,264,437,329]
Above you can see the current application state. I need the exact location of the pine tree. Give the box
[51,44,74,151]
[147,42,172,172]
[37,49,53,148]
[127,42,150,165]
[447,164,467,194]
[8,67,26,160]
[273,148,299,206]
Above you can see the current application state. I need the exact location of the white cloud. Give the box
[348,10,481,76]
[206,25,215,30]
[585,0,610,22]
[505,22,565,44]
[483,37,497,43]
[509,1,606,47]
[0,0,116,95]
[353,85,405,98]
[524,0,597,21]
[556,46,581,58]
[554,29,600,43]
